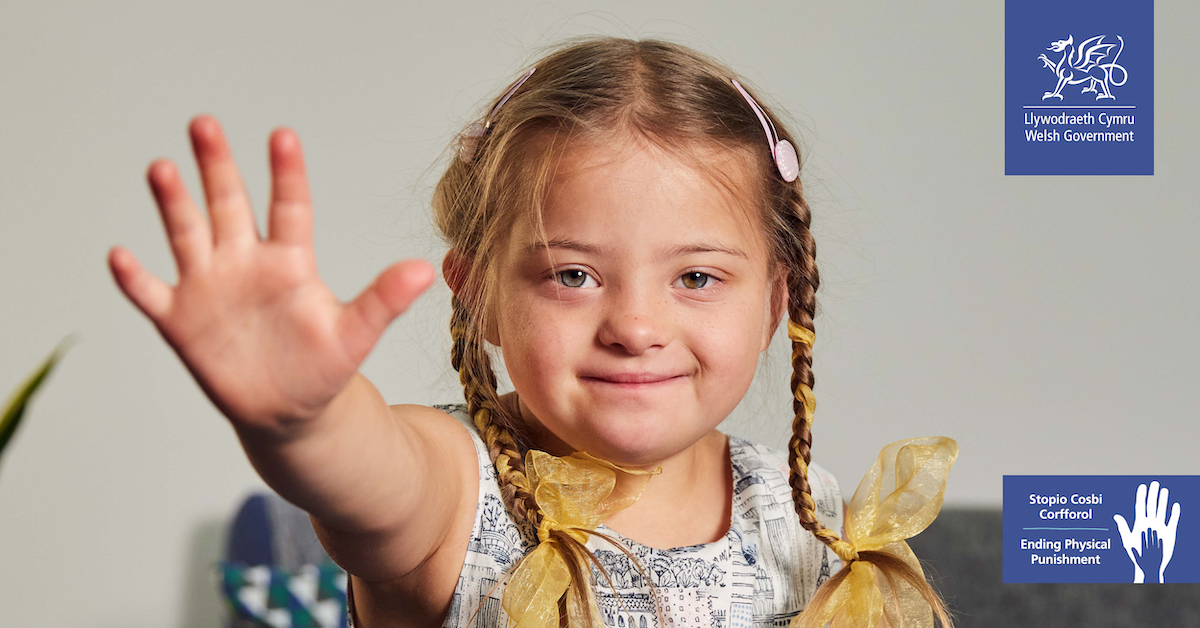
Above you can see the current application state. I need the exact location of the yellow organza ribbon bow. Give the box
[793,436,958,628]
[502,449,660,627]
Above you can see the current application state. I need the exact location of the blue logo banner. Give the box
[1005,0,1154,175]
[1004,476,1196,583]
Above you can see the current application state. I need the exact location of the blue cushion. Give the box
[221,492,348,628]
[227,493,275,566]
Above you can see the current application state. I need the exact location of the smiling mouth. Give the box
[581,375,686,389]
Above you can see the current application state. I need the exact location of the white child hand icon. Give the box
[1113,481,1180,583]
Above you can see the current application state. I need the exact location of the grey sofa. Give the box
[908,509,1200,627]
[231,496,1200,627]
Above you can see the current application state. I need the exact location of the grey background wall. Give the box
[1,1,1196,626]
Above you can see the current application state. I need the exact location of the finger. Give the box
[1167,502,1180,533]
[1136,483,1147,521]
[339,259,436,365]
[189,115,260,248]
[267,127,313,247]
[108,245,173,322]
[1156,487,1169,524]
[146,159,213,275]
[1147,481,1160,523]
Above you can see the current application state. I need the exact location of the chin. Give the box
[573,411,696,467]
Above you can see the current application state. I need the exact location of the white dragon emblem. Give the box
[1037,34,1128,100]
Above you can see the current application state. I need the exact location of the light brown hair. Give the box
[433,35,951,627]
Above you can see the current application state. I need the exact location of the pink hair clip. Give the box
[731,79,799,182]
[459,66,538,163]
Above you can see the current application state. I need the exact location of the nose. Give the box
[596,286,670,355]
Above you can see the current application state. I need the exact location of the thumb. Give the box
[108,246,173,322]
[1114,514,1133,543]
[339,258,436,364]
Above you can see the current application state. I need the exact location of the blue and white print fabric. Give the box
[348,403,844,628]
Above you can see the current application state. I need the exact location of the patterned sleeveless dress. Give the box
[347,403,845,628]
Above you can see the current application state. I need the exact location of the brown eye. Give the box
[680,271,713,289]
[555,269,590,288]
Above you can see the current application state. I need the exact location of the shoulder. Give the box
[414,402,530,543]
[391,401,471,426]
[430,401,471,420]
[389,403,481,460]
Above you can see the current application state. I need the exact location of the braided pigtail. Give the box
[780,190,853,560]
[449,295,540,527]
[780,187,954,628]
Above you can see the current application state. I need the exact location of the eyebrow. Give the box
[525,237,749,260]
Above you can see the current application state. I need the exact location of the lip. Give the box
[580,373,686,388]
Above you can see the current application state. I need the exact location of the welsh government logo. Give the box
[1038,34,1129,101]
[1113,481,1181,583]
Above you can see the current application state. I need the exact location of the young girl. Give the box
[108,36,956,628]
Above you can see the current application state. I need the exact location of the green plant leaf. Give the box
[0,334,78,466]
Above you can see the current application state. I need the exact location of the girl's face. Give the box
[490,133,785,466]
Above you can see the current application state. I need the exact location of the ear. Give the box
[763,266,789,352]
[442,248,501,346]
[442,247,470,297]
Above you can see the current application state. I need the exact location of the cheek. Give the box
[699,299,770,362]
[497,298,577,379]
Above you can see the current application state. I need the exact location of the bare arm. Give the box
[234,377,477,581]
[232,373,423,534]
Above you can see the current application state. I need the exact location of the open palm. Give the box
[108,116,434,432]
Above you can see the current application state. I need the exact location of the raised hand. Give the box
[1135,528,1164,583]
[108,116,435,433]
[1114,481,1181,583]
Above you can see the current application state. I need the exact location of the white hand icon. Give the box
[1113,481,1180,583]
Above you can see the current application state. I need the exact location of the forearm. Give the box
[231,371,419,535]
